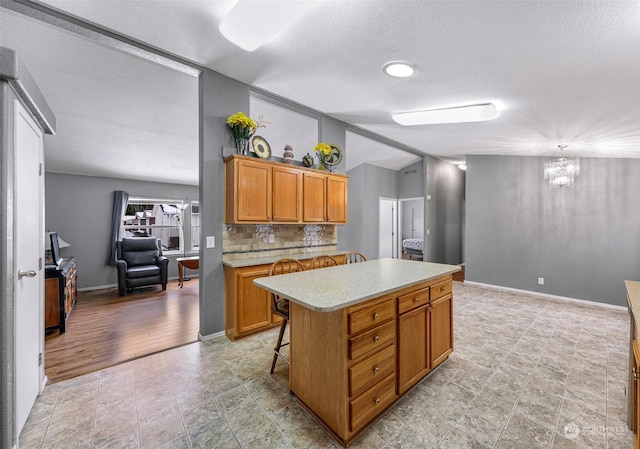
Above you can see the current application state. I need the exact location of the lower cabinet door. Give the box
[634,340,640,447]
[430,293,453,369]
[237,270,272,334]
[397,305,429,395]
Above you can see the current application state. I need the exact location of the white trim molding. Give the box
[463,281,627,312]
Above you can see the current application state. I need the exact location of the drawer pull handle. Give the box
[441,286,446,291]
[374,366,380,374]
[373,313,379,320]
[415,298,419,303]
[634,367,639,380]
[374,335,380,342]
[374,398,380,405]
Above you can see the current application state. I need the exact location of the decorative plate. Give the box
[325,145,343,166]
[251,136,271,159]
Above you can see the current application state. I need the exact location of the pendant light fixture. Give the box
[544,144,580,188]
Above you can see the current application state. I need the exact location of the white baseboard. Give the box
[41,375,48,391]
[198,330,225,341]
[463,280,627,311]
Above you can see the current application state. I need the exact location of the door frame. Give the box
[1,49,56,449]
[398,197,425,260]
[378,197,398,259]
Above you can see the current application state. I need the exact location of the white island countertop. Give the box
[253,258,460,312]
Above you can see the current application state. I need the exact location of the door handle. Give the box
[18,269,37,279]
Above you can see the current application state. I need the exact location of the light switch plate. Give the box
[206,236,215,248]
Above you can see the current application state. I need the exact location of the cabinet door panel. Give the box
[430,294,453,369]
[236,161,272,221]
[237,271,272,334]
[273,166,301,222]
[303,173,326,222]
[397,305,429,395]
[326,175,347,223]
[634,340,640,444]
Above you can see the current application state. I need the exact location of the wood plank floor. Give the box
[44,278,199,384]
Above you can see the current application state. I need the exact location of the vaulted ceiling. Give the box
[2,1,639,185]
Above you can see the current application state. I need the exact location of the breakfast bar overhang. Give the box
[254,258,461,446]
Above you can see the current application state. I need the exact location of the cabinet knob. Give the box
[441,286,446,291]
[634,367,639,380]
[373,313,379,320]
[374,366,380,374]
[373,335,380,342]
[374,398,380,405]
[415,298,420,303]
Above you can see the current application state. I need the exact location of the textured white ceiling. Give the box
[2,0,639,185]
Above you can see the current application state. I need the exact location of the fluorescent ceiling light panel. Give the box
[392,103,500,126]
[219,1,318,52]
[383,61,416,78]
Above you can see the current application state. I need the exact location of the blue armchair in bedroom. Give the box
[116,237,169,296]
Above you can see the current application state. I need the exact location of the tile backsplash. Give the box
[223,224,337,260]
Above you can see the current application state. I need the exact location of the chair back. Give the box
[310,255,339,269]
[117,238,162,267]
[268,258,305,318]
[343,251,367,264]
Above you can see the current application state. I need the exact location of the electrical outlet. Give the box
[206,236,215,248]
[268,234,275,243]
[538,277,544,285]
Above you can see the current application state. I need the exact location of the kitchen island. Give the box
[254,258,460,446]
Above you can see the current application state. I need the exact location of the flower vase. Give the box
[317,153,327,171]
[234,137,250,155]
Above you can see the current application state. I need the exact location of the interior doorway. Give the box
[398,197,425,260]
[378,197,398,259]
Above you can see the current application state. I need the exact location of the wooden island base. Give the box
[289,274,454,447]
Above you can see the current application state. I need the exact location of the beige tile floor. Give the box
[19,282,634,449]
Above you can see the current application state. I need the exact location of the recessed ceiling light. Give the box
[383,61,416,78]
[392,103,500,126]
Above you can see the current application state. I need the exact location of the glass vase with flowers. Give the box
[226,112,268,155]
[314,142,332,171]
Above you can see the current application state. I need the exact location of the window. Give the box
[124,197,196,255]
[190,201,200,252]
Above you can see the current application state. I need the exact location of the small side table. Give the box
[177,256,199,288]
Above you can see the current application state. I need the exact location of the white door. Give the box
[378,198,397,259]
[15,100,44,436]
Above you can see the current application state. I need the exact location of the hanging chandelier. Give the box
[544,144,580,188]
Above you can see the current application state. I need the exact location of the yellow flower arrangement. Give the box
[314,142,332,155]
[227,112,269,154]
[314,142,332,170]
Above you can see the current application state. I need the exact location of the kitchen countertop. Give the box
[222,249,349,268]
[626,280,640,319]
[254,258,460,312]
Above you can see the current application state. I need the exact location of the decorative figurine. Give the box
[302,152,314,167]
[283,145,294,164]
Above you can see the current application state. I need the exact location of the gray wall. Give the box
[424,156,465,265]
[465,155,640,307]
[345,163,399,260]
[398,160,423,199]
[199,69,249,337]
[44,172,199,289]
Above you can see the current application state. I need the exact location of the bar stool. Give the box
[343,251,367,264]
[269,258,305,374]
[310,255,339,269]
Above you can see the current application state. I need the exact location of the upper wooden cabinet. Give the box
[225,155,347,224]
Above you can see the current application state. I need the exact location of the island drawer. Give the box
[430,279,452,301]
[349,321,395,360]
[397,287,430,315]
[349,373,396,431]
[348,298,394,335]
[349,344,395,397]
